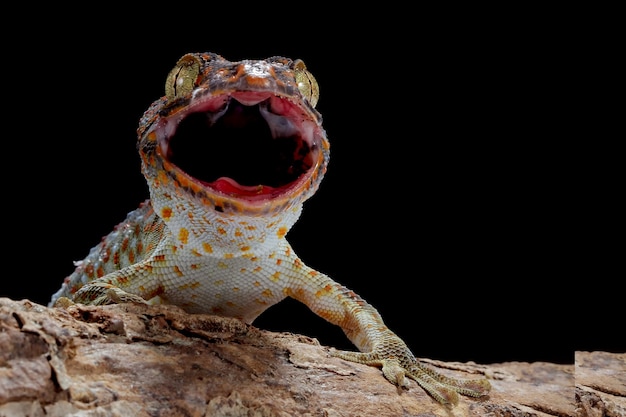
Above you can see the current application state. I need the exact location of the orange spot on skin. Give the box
[128,250,135,264]
[245,225,256,230]
[136,242,143,255]
[317,309,340,322]
[161,207,173,220]
[96,266,105,278]
[158,170,169,186]
[178,228,189,244]
[147,155,157,169]
[217,261,228,269]
[121,237,129,253]
[147,285,165,299]
[270,272,280,282]
[191,249,202,257]
[285,247,291,257]
[277,226,288,238]
[294,258,303,268]
[226,301,236,307]
[154,254,166,262]
[276,259,282,266]
[203,243,213,253]
[189,182,203,196]
[240,246,250,252]
[113,252,120,267]
[253,281,261,287]
[245,74,270,88]
[262,289,274,298]
[173,266,184,277]
[116,276,129,285]
[308,270,318,277]
[232,287,240,292]
[315,284,333,298]
[253,266,262,273]
[235,229,243,237]
[180,281,200,290]
[224,253,234,259]
[214,280,224,285]
[190,264,199,269]
[284,287,305,298]
[217,227,227,235]
[85,263,94,277]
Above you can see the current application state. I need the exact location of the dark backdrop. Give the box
[3,10,618,366]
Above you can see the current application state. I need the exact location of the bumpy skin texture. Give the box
[50,52,490,406]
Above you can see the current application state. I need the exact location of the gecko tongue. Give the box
[210,177,277,197]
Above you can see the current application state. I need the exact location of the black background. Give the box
[2,9,619,366]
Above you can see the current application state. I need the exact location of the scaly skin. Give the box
[50,52,490,406]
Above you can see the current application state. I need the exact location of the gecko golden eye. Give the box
[165,54,202,101]
[293,59,319,108]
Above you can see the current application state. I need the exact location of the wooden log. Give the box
[1,298,620,417]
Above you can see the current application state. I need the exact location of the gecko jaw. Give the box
[151,91,326,205]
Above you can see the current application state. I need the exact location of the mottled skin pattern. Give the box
[50,52,491,406]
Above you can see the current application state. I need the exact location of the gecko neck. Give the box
[149,186,303,257]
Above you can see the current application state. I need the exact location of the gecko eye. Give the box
[165,54,202,101]
[293,59,319,108]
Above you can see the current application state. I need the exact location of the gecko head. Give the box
[137,53,330,217]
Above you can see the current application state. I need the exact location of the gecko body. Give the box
[50,52,490,405]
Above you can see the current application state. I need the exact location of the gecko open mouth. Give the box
[157,92,322,201]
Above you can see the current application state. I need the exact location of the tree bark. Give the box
[1,298,622,417]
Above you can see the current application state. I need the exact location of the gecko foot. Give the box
[70,282,149,306]
[329,346,491,406]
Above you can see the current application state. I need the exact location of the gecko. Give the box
[50,52,491,406]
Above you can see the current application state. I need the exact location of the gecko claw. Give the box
[381,358,410,389]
